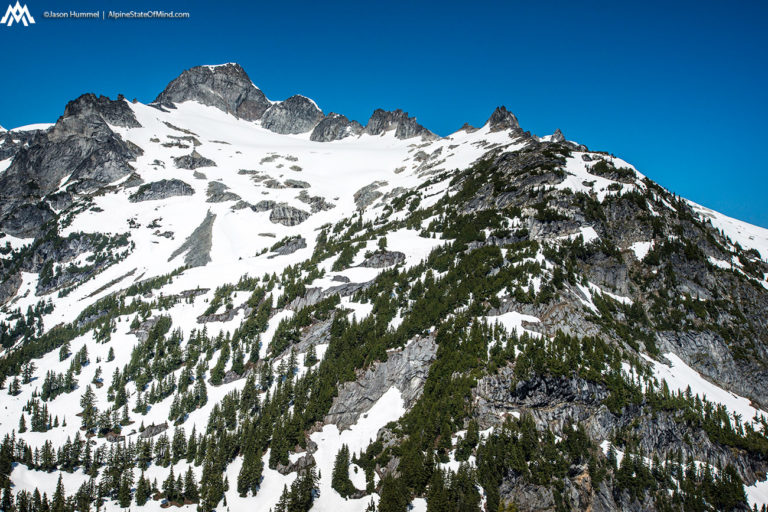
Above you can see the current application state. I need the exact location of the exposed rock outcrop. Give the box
[354,181,387,209]
[154,63,271,121]
[0,272,22,306]
[325,336,438,430]
[297,190,335,212]
[206,181,241,203]
[310,113,363,142]
[173,149,216,169]
[270,236,307,256]
[261,95,324,135]
[364,109,437,140]
[0,94,143,237]
[269,205,310,226]
[139,422,168,438]
[487,106,522,133]
[128,179,194,202]
[359,250,405,268]
[168,210,215,267]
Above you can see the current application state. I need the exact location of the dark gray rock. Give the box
[276,453,315,476]
[261,95,324,134]
[284,179,310,189]
[552,128,565,142]
[310,113,363,142]
[269,205,310,226]
[359,251,405,268]
[487,106,522,133]
[206,181,241,203]
[0,272,22,306]
[173,149,216,170]
[251,200,277,212]
[122,173,145,188]
[0,94,143,237]
[296,190,335,213]
[325,335,437,430]
[364,109,437,140]
[154,63,271,121]
[62,93,140,128]
[128,179,194,202]
[657,330,768,407]
[168,210,215,267]
[0,128,45,161]
[354,181,387,209]
[271,236,307,256]
[1,204,56,238]
[139,422,168,438]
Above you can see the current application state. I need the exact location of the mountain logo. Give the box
[1,1,35,26]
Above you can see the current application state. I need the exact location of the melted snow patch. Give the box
[629,241,652,260]
[643,352,768,426]
[309,387,406,512]
[746,478,768,509]
[689,200,768,262]
[0,157,13,174]
[483,311,542,340]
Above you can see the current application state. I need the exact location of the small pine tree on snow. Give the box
[135,471,150,506]
[332,444,355,497]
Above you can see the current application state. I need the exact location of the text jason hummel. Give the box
[44,10,98,18]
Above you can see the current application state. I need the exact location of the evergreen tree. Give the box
[331,444,355,497]
[51,475,65,512]
[378,475,408,512]
[183,466,199,503]
[135,471,150,506]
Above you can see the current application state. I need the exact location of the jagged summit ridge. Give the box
[154,63,272,121]
[154,64,487,141]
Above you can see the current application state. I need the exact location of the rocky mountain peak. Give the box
[309,112,363,142]
[261,95,325,135]
[61,93,141,129]
[552,128,565,142]
[364,108,437,140]
[487,105,521,132]
[154,63,271,121]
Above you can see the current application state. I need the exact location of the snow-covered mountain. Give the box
[1,63,768,512]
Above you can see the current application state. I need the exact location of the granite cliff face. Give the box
[261,95,325,135]
[0,94,143,237]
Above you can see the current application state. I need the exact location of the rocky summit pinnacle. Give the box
[487,106,521,133]
[154,63,271,121]
[364,109,437,140]
[310,113,364,142]
[261,95,325,135]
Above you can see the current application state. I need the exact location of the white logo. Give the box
[1,1,35,26]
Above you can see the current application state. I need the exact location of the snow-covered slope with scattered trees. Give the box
[1,63,768,512]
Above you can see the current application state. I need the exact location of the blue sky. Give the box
[1,0,766,227]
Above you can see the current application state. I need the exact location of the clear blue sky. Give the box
[1,0,766,227]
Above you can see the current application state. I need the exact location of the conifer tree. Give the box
[51,475,65,512]
[331,444,355,497]
[183,466,199,503]
[135,471,150,506]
